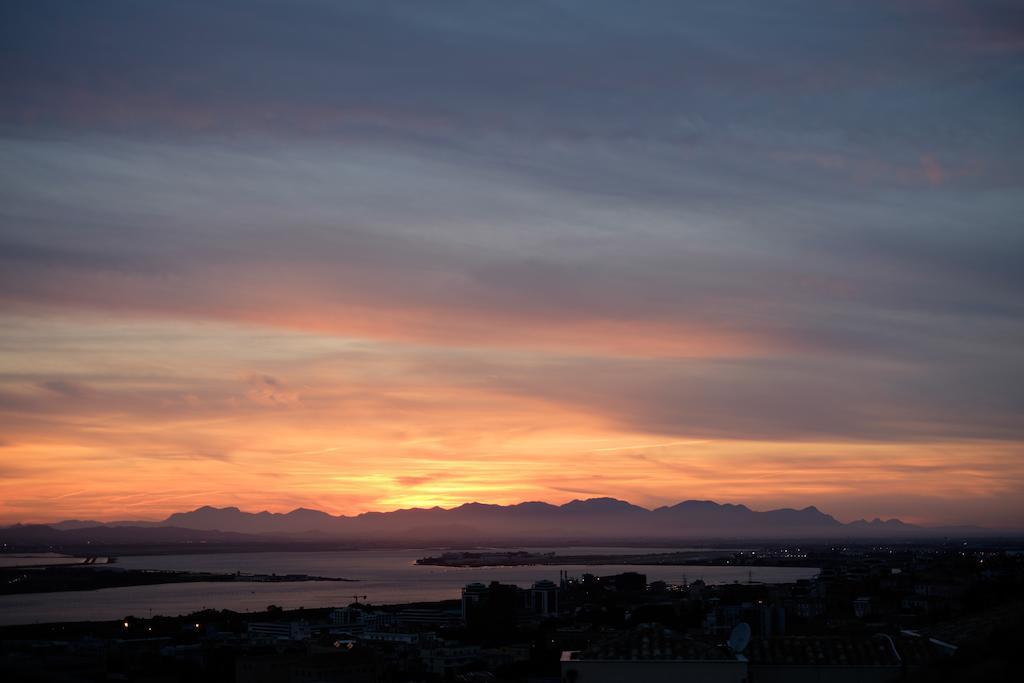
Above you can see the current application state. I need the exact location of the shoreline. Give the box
[0,565,356,596]
[416,549,821,568]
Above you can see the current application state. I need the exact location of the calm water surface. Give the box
[0,554,88,568]
[0,548,818,625]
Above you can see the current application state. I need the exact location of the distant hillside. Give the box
[15,498,992,542]
[0,524,268,546]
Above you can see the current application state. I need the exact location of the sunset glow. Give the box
[2,0,1022,529]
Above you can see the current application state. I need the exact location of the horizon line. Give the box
[16,496,992,529]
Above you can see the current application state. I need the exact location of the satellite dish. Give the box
[728,623,751,653]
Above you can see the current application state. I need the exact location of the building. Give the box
[395,606,462,627]
[704,604,746,637]
[462,579,561,623]
[561,626,746,683]
[460,581,522,629]
[246,621,311,641]
[853,596,873,618]
[610,572,647,593]
[462,582,488,619]
[360,630,429,645]
[529,579,559,616]
[330,607,395,631]
[562,629,943,683]
[420,642,482,677]
[745,635,903,683]
[236,651,378,683]
[705,602,786,638]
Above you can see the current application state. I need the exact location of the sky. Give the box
[1,0,1022,528]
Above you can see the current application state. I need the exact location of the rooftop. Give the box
[746,636,899,666]
[570,626,734,661]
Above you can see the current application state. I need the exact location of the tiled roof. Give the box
[747,637,899,666]
[571,626,733,661]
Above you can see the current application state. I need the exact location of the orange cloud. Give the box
[1,317,1021,528]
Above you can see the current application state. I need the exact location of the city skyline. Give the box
[2,1,1023,529]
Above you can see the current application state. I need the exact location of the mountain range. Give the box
[2,498,991,544]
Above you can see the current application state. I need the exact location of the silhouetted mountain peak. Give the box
[195,505,238,513]
[455,502,501,511]
[561,497,644,512]
[673,499,745,510]
[29,497,991,541]
[850,517,910,528]
[49,519,106,531]
[288,507,332,517]
[760,506,841,527]
[512,501,559,511]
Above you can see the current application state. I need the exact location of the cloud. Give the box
[36,379,95,399]
[0,1,1022,526]
[3,1,1020,143]
[395,475,438,488]
[0,136,1020,365]
[245,374,300,407]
